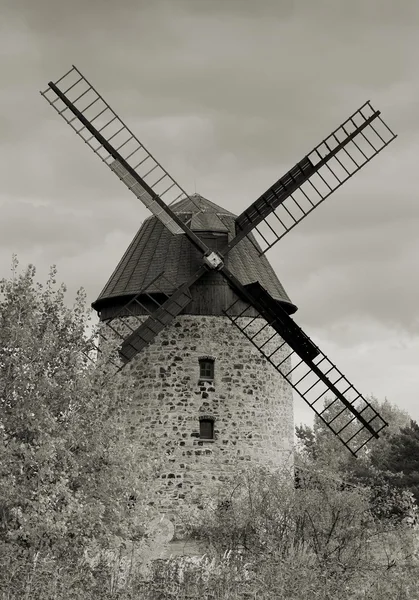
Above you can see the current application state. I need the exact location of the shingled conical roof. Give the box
[93,194,296,319]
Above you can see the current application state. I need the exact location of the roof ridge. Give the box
[170,194,236,217]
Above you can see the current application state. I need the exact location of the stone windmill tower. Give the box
[42,66,397,547]
[91,193,297,519]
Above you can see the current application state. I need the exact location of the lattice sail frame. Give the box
[223,298,387,456]
[233,101,397,255]
[40,65,204,234]
[83,272,185,377]
[119,282,193,364]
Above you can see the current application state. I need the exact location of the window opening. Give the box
[199,418,214,440]
[199,357,214,380]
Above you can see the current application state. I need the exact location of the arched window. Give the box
[199,416,215,440]
[199,357,215,380]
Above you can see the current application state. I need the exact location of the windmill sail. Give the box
[116,263,209,364]
[84,271,180,376]
[40,66,207,246]
[231,102,397,255]
[119,283,193,363]
[223,287,387,456]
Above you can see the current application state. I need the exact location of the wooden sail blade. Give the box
[83,271,177,377]
[119,283,193,364]
[220,277,387,456]
[40,65,208,254]
[228,101,396,256]
[117,264,208,364]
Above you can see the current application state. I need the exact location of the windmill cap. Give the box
[92,193,297,317]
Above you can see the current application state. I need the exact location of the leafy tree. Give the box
[296,398,411,466]
[0,259,152,597]
[295,398,418,524]
[375,420,419,504]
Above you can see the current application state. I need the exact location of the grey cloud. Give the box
[0,195,142,261]
[270,215,419,333]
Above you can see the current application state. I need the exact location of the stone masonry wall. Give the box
[111,314,294,531]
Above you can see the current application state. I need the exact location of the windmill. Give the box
[41,65,396,458]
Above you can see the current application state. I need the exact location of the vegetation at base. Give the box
[0,260,418,599]
[157,468,419,599]
[0,259,152,597]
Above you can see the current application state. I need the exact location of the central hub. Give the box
[203,251,224,270]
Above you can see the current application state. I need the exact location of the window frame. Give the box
[199,416,215,440]
[199,356,215,381]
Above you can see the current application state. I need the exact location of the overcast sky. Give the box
[1,0,418,428]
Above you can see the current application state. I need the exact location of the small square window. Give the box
[199,358,214,380]
[199,419,214,440]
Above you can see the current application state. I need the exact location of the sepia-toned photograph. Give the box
[1,0,418,597]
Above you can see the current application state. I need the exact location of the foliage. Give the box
[295,397,418,524]
[374,420,419,504]
[143,468,419,599]
[0,259,151,598]
[1,259,418,598]
[296,397,411,466]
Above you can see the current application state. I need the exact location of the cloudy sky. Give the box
[1,0,418,427]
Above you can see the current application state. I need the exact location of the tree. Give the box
[375,420,419,505]
[0,259,152,597]
[296,398,411,466]
[295,399,418,524]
